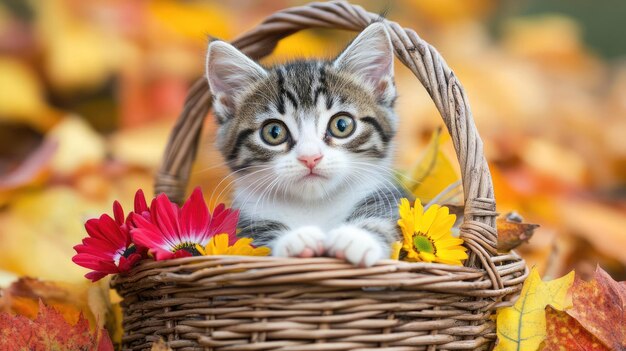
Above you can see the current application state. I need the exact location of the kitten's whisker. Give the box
[211,166,271,205]
[349,161,424,185]
[192,159,231,175]
[232,172,275,208]
[348,165,403,215]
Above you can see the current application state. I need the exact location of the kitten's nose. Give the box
[298,154,323,169]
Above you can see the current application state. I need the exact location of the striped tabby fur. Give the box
[206,23,410,266]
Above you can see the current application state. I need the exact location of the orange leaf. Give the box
[2,277,101,327]
[542,306,609,351]
[497,212,539,252]
[0,277,123,344]
[567,267,626,350]
[0,300,113,350]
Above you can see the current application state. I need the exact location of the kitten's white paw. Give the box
[272,226,326,258]
[326,226,385,267]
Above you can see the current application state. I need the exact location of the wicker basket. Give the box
[111,1,528,350]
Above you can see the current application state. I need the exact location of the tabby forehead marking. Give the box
[218,60,396,171]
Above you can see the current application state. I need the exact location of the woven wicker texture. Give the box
[113,1,528,350]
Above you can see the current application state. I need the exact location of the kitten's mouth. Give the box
[302,172,326,180]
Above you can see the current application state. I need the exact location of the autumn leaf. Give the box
[148,0,232,41]
[401,127,460,202]
[557,199,626,266]
[494,268,575,351]
[541,306,609,351]
[0,300,114,351]
[0,58,58,130]
[0,277,116,332]
[48,117,106,177]
[110,122,171,169]
[497,212,539,252]
[566,266,626,350]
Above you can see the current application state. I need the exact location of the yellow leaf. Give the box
[0,58,57,130]
[406,0,495,24]
[495,268,575,351]
[402,128,459,202]
[109,122,171,169]
[149,1,232,41]
[266,31,336,63]
[0,187,107,282]
[48,117,106,176]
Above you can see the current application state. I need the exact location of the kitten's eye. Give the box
[328,113,355,138]
[260,120,289,146]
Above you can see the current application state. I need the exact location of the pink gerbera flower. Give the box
[72,190,149,282]
[131,187,239,260]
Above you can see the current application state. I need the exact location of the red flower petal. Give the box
[172,250,192,259]
[151,194,182,244]
[98,215,129,248]
[74,197,148,281]
[133,189,149,215]
[112,201,125,226]
[72,254,119,272]
[117,254,142,273]
[131,214,168,248]
[85,271,108,282]
[209,206,239,244]
[180,187,210,244]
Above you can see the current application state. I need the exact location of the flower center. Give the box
[113,245,138,266]
[173,242,202,256]
[413,233,436,254]
[122,245,137,258]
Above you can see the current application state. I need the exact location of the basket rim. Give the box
[111,254,528,299]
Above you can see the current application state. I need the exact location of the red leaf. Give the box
[542,306,609,351]
[0,300,113,351]
[567,266,626,350]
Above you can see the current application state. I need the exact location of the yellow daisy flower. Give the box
[397,198,468,265]
[195,234,271,257]
[390,241,402,260]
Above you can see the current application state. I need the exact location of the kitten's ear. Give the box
[333,23,395,102]
[206,41,267,120]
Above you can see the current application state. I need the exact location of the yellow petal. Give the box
[429,208,456,237]
[435,238,466,248]
[417,204,439,234]
[419,251,436,262]
[412,199,424,225]
[213,234,230,254]
[390,241,402,260]
[437,249,468,261]
[434,256,464,266]
[250,247,271,256]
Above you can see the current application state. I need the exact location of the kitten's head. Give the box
[206,23,397,201]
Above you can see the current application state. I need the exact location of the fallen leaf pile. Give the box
[495,266,626,351]
[0,0,624,349]
[0,301,114,350]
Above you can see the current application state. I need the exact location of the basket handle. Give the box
[154,1,502,286]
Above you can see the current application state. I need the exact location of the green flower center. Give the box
[413,233,436,254]
[173,242,202,256]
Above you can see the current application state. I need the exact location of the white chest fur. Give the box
[233,177,384,231]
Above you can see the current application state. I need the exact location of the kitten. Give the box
[205,23,408,266]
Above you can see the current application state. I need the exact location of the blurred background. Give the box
[0,0,625,286]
